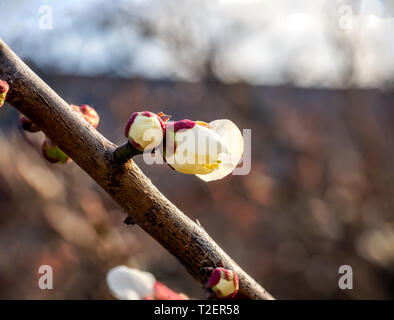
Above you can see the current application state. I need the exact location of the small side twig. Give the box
[113,141,142,166]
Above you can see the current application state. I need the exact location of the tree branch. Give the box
[0,39,274,300]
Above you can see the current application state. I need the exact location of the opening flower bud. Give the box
[206,268,239,299]
[19,113,40,133]
[195,119,244,182]
[42,138,70,164]
[0,80,9,107]
[106,266,156,300]
[106,266,186,300]
[125,111,165,151]
[164,119,244,181]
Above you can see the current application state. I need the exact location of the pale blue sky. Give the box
[1,0,394,88]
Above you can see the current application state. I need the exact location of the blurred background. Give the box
[0,0,394,299]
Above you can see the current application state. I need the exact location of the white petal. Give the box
[166,124,229,174]
[112,289,140,300]
[175,124,229,160]
[106,266,155,300]
[196,119,244,182]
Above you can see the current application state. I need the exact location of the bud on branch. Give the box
[0,80,9,107]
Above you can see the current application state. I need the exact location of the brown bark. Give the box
[0,38,274,300]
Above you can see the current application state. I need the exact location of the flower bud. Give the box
[79,104,100,128]
[42,137,70,164]
[106,266,186,300]
[195,119,244,182]
[0,80,9,107]
[71,104,100,129]
[125,111,165,151]
[106,266,156,300]
[164,119,243,181]
[206,268,239,299]
[153,281,186,300]
[165,119,222,174]
[19,113,40,133]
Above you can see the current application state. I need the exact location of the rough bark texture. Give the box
[0,39,274,300]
